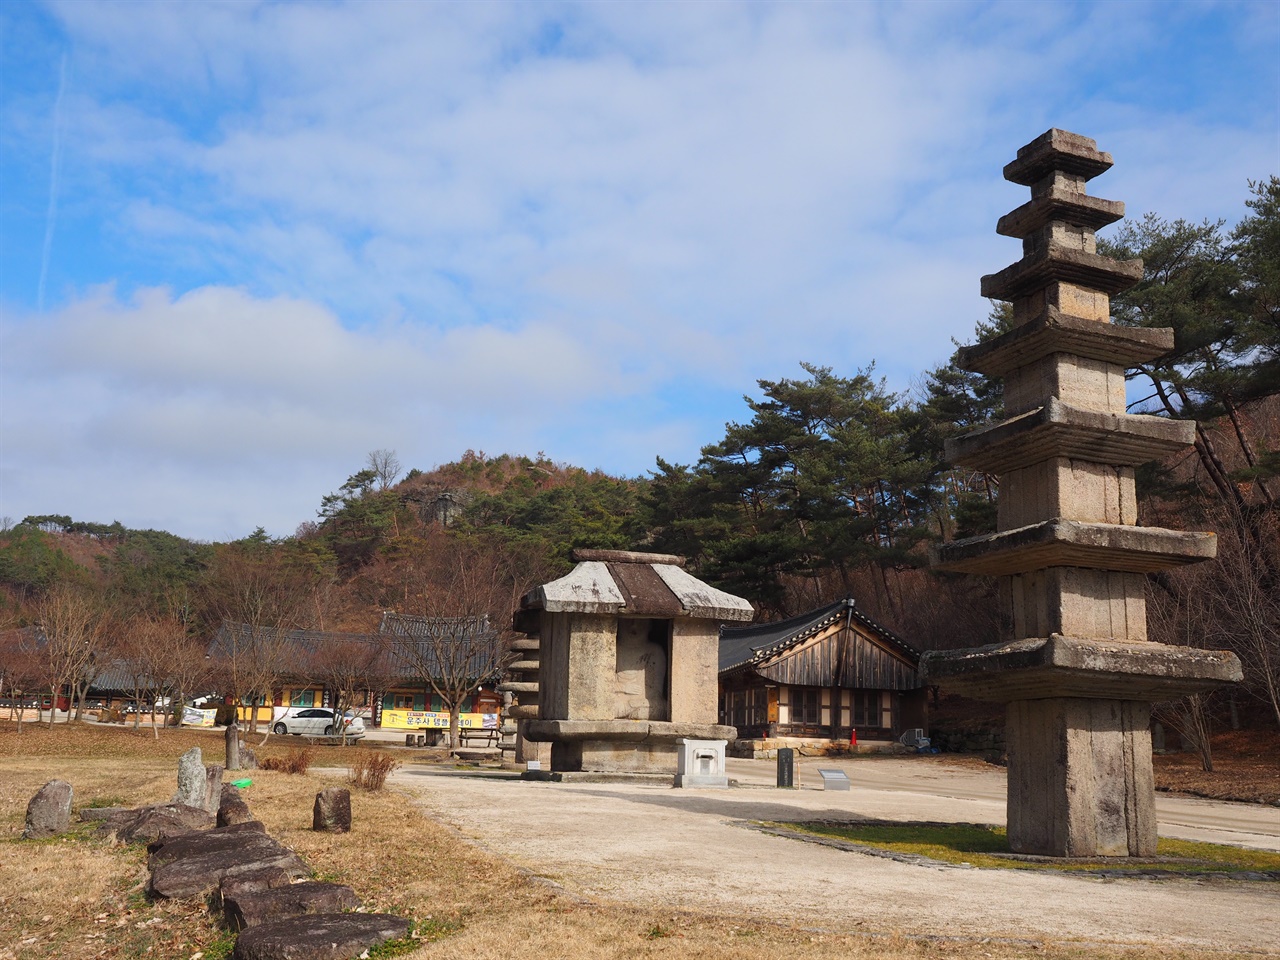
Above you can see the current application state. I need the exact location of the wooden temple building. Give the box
[718,598,927,750]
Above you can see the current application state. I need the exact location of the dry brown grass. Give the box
[0,721,1257,960]
[349,751,401,791]
[259,746,315,774]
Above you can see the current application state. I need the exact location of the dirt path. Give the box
[392,758,1280,954]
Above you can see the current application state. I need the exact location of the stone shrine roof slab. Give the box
[518,550,753,622]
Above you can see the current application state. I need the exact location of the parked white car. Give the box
[272,708,365,739]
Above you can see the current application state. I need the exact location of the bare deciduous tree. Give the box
[367,449,402,491]
[36,584,108,728]
[201,546,316,735]
[382,533,549,751]
[305,633,389,745]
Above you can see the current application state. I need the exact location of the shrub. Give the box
[350,751,400,791]
[259,747,313,774]
[97,708,124,724]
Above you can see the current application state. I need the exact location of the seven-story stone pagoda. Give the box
[923,129,1241,857]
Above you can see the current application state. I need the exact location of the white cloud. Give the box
[2,0,1274,538]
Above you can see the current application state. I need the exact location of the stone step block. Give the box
[231,913,411,960]
[148,831,309,899]
[224,881,360,931]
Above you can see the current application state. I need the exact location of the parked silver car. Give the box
[272,708,365,739]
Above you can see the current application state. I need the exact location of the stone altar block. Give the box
[674,738,728,789]
[514,549,753,777]
[923,130,1241,857]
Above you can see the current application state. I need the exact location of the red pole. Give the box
[850,728,857,747]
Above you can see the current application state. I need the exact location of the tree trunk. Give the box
[448,704,461,754]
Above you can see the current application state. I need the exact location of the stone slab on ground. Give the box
[98,803,215,844]
[148,832,310,899]
[214,866,292,909]
[231,913,411,960]
[224,881,360,930]
[78,805,128,822]
[148,820,267,865]
[23,779,73,839]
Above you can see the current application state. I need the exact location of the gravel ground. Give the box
[392,756,1280,955]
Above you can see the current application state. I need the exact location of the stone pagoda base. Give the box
[523,719,736,775]
[1007,697,1153,856]
[925,635,1240,856]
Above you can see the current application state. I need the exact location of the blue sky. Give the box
[2,0,1277,542]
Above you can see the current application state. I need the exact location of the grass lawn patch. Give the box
[1,722,1265,960]
[770,820,1280,875]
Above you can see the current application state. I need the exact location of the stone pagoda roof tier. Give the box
[1002,128,1114,186]
[956,307,1175,377]
[981,246,1144,301]
[932,520,1216,577]
[945,398,1195,474]
[997,189,1125,238]
[922,635,1241,703]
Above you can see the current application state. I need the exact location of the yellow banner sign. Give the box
[381,710,499,730]
[182,707,217,727]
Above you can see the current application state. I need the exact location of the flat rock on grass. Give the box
[215,866,293,909]
[147,821,267,866]
[149,830,310,899]
[78,806,128,822]
[98,803,215,844]
[232,913,411,960]
[24,780,73,839]
[224,881,360,930]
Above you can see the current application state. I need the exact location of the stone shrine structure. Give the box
[514,549,752,777]
[923,129,1241,857]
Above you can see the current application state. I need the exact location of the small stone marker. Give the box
[226,721,241,770]
[239,742,258,771]
[173,747,206,807]
[312,787,351,833]
[776,748,795,788]
[816,768,851,791]
[23,779,73,839]
[203,764,225,816]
